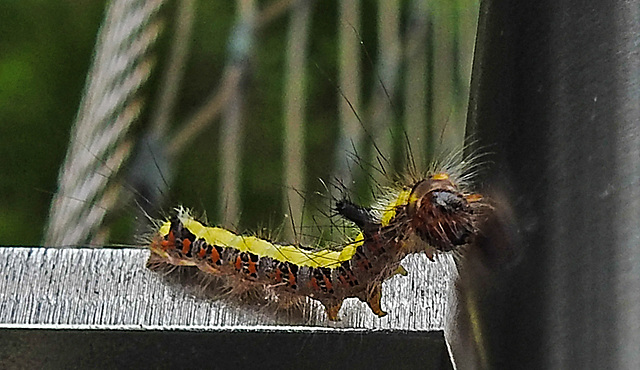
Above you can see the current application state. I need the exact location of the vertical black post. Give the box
[459,0,640,368]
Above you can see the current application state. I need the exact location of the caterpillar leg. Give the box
[323,300,343,321]
[365,283,387,317]
[425,248,435,261]
[394,265,408,276]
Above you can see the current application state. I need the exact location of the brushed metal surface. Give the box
[0,246,456,331]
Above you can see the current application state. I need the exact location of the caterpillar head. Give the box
[406,173,482,252]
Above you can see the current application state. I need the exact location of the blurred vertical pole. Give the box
[334,0,361,187]
[403,0,429,170]
[455,0,480,137]
[429,0,461,154]
[458,0,640,368]
[149,0,194,139]
[282,0,312,239]
[128,0,195,219]
[219,0,256,228]
[368,0,400,184]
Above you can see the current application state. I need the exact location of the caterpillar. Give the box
[147,161,486,321]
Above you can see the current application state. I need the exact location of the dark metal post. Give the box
[459,0,640,368]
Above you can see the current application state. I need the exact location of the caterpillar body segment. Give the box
[148,208,408,320]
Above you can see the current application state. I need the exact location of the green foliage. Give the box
[0,2,105,244]
[0,1,479,246]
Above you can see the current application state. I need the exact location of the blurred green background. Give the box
[0,2,105,245]
[0,0,479,246]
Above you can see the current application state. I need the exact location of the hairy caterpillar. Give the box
[147,157,486,321]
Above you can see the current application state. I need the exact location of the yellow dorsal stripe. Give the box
[159,216,361,269]
[379,189,411,226]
